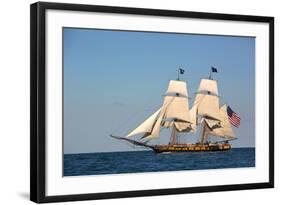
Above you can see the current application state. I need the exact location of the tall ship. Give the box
[111,68,240,153]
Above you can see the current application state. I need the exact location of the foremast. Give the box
[163,79,195,145]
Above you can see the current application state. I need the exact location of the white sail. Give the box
[205,118,221,129]
[162,95,190,123]
[174,121,192,132]
[198,79,218,95]
[193,79,220,120]
[189,105,198,132]
[161,80,194,132]
[207,104,235,139]
[143,106,168,140]
[148,110,166,139]
[194,93,220,120]
[165,80,188,97]
[162,120,192,132]
[126,108,161,138]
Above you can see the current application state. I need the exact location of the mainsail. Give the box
[126,80,194,140]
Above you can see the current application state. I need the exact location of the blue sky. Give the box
[63,28,255,154]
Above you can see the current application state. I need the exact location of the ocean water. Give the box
[64,148,255,176]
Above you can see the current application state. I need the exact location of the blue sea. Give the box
[64,148,255,176]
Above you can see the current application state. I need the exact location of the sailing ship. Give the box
[110,68,240,153]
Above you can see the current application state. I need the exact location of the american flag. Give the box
[227,106,241,128]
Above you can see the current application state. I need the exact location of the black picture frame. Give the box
[30,2,274,203]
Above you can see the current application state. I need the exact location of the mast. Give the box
[162,80,194,133]
[193,77,236,144]
[194,79,220,120]
[193,78,221,144]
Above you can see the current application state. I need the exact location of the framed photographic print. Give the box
[30,2,274,203]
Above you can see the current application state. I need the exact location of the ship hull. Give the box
[152,143,231,153]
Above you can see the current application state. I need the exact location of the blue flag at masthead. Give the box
[211,67,218,73]
[179,68,185,74]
